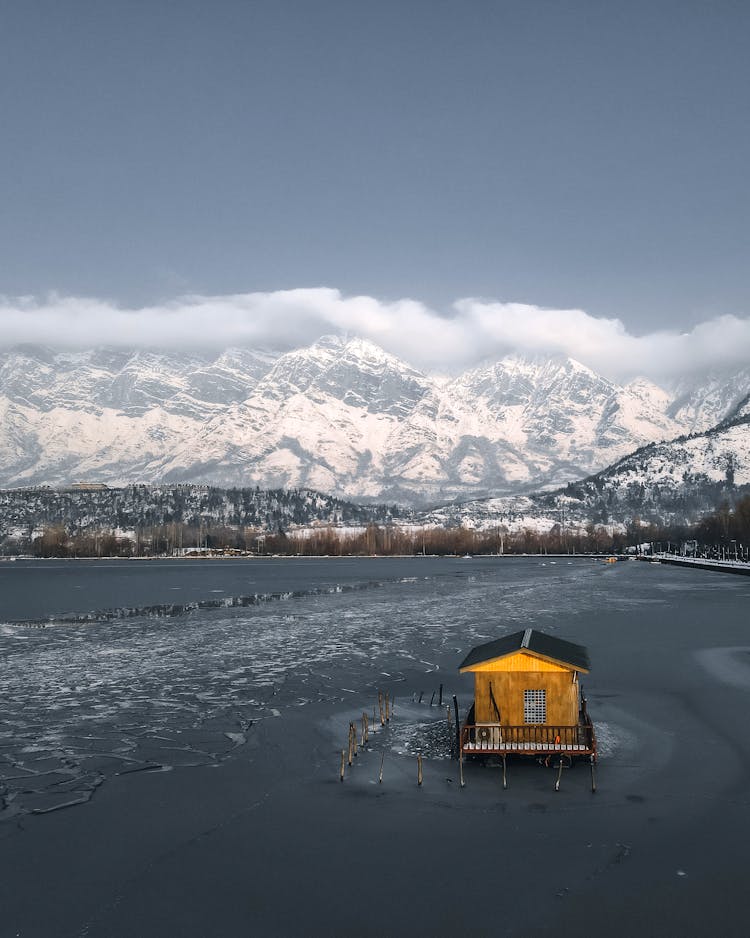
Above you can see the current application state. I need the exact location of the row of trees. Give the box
[694,497,750,545]
[26,521,634,558]
[262,524,630,557]
[29,523,267,558]
[32,526,133,558]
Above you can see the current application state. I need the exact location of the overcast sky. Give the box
[1,1,749,378]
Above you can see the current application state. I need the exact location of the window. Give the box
[524,688,546,724]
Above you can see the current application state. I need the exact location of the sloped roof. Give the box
[458,628,590,672]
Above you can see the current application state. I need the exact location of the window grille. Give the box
[524,688,547,724]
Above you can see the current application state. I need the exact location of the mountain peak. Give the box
[0,337,746,504]
[310,334,407,366]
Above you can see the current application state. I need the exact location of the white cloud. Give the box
[0,288,748,383]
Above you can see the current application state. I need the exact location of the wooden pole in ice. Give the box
[452,695,461,759]
[555,757,564,791]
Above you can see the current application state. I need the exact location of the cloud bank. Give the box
[1,288,748,383]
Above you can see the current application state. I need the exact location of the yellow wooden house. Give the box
[458,628,596,759]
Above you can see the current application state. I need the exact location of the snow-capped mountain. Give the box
[0,336,747,503]
[156,337,434,496]
[568,407,750,526]
[428,410,750,531]
[667,365,750,434]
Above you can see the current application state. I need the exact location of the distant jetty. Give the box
[641,554,750,577]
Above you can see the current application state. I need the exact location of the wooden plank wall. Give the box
[474,670,578,725]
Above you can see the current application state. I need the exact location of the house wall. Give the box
[474,670,579,725]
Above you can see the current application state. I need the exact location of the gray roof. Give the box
[458,628,590,672]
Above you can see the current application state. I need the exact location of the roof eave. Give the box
[459,648,589,674]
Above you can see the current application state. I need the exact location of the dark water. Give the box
[0,556,461,622]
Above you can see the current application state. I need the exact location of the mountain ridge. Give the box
[1,336,749,503]
[423,408,750,531]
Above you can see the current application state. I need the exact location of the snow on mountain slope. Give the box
[0,338,746,502]
[380,357,686,499]
[730,394,750,422]
[542,412,750,526]
[590,416,750,491]
[667,366,750,433]
[0,345,275,485]
[418,413,750,530]
[156,337,434,496]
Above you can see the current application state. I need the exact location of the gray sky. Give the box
[1,0,749,367]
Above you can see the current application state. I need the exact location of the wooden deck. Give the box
[460,713,597,759]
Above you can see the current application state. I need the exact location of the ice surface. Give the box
[0,558,684,819]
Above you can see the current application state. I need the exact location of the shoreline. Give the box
[640,553,750,576]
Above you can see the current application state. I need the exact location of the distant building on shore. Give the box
[66,482,110,491]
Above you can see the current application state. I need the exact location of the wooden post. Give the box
[502,754,507,790]
[385,692,390,722]
[439,683,443,707]
[430,691,435,707]
[452,695,461,759]
[417,753,423,786]
[446,705,454,759]
[378,691,385,726]
[340,749,345,782]
[555,756,564,791]
[379,751,385,784]
[348,725,354,766]
[459,747,465,788]
[590,755,597,793]
[418,691,424,704]
[351,722,358,757]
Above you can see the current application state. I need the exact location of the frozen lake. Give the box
[2,556,749,936]
[2,556,615,815]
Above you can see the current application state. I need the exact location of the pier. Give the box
[641,554,750,577]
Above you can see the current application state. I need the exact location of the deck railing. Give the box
[461,720,596,754]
